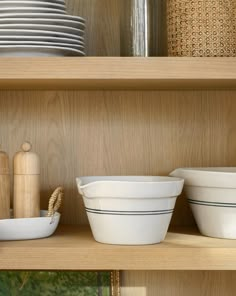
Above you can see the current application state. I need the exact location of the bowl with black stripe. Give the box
[170,167,236,239]
[76,176,184,245]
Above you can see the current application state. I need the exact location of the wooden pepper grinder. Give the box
[14,142,40,218]
[0,147,10,219]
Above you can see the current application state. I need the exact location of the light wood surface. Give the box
[0,0,234,293]
[121,271,236,296]
[0,92,234,293]
[66,0,120,56]
[1,225,236,270]
[0,150,10,219]
[66,0,166,57]
[0,58,235,90]
[1,90,236,225]
[0,175,10,219]
[13,175,40,218]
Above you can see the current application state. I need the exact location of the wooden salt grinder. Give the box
[14,142,40,218]
[0,147,10,219]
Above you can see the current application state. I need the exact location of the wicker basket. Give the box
[167,0,236,57]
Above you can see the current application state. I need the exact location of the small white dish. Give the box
[0,210,60,240]
[76,176,184,245]
[0,17,85,30]
[0,23,84,35]
[0,1,65,10]
[0,45,85,56]
[0,12,85,23]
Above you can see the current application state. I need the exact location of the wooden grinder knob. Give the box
[14,142,40,175]
[22,141,32,152]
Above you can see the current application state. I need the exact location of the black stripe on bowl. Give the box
[188,199,236,208]
[85,207,174,216]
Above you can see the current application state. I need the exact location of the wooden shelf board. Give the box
[0,57,236,90]
[1,225,236,271]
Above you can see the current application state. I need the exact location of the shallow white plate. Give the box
[0,7,66,14]
[0,35,84,44]
[0,1,65,10]
[0,210,60,240]
[0,17,85,30]
[0,45,85,56]
[0,12,85,23]
[0,41,85,51]
[0,29,84,40]
[0,23,84,35]
[1,0,65,3]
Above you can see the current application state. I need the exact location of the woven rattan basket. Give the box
[167,0,236,57]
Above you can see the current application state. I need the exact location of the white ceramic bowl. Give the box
[76,176,184,245]
[170,168,236,239]
[0,210,60,240]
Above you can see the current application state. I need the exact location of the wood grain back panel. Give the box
[66,0,120,56]
[121,271,236,296]
[0,90,235,224]
[1,89,236,296]
[65,0,166,56]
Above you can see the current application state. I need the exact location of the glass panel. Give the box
[0,271,112,296]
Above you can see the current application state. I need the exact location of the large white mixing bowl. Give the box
[170,168,236,239]
[76,176,184,245]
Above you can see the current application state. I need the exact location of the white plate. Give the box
[0,23,84,35]
[0,12,85,23]
[0,17,85,30]
[0,45,85,56]
[0,210,60,241]
[0,35,84,44]
[0,40,85,50]
[0,7,66,14]
[0,29,84,40]
[0,1,65,10]
[1,0,65,4]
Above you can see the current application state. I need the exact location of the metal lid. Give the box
[14,142,40,175]
[0,147,9,175]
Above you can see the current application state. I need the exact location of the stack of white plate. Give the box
[0,0,86,56]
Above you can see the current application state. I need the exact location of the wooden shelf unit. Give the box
[0,0,235,294]
[1,225,236,271]
[0,57,236,90]
[1,55,236,295]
